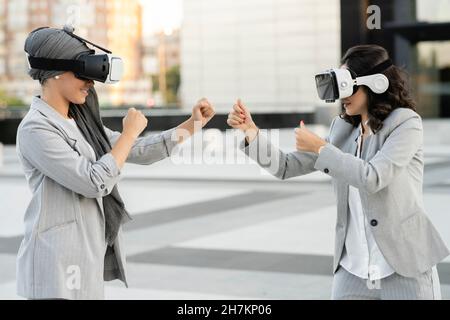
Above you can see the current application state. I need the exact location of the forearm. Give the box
[174,116,201,144]
[110,133,136,168]
[241,130,317,179]
[244,123,259,144]
[314,143,391,194]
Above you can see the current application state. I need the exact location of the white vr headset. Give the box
[315,59,392,103]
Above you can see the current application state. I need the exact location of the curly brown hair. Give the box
[340,44,416,133]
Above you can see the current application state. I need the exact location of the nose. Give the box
[85,80,94,87]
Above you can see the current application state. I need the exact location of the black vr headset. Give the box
[27,26,124,84]
[315,59,393,103]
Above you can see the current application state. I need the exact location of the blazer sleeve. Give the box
[103,126,177,165]
[240,116,338,180]
[314,112,423,194]
[18,124,121,199]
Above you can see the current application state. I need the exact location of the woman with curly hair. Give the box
[228,44,449,300]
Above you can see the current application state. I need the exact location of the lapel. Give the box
[360,132,374,160]
[31,96,96,162]
[335,122,376,224]
[344,122,375,160]
[335,125,361,224]
[347,125,361,158]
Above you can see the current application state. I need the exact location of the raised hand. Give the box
[122,107,148,139]
[227,99,253,130]
[227,99,259,143]
[191,98,215,127]
[295,120,327,153]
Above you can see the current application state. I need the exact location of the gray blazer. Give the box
[16,97,177,299]
[242,107,449,278]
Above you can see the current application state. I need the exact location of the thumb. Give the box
[237,99,243,111]
[300,120,305,128]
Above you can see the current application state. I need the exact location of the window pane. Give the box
[412,41,450,117]
[416,0,450,22]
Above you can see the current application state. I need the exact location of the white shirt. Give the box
[339,121,395,281]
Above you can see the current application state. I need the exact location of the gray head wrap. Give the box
[24,25,91,84]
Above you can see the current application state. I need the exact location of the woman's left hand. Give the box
[295,120,327,154]
[191,98,215,128]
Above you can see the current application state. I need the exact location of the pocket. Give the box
[400,212,422,237]
[65,136,79,152]
[39,219,77,235]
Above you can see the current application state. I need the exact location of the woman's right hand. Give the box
[227,99,259,143]
[122,107,148,140]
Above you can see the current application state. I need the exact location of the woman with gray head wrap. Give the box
[17,25,216,299]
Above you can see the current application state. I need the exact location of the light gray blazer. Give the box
[242,107,449,278]
[16,97,177,299]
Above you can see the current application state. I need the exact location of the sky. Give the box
[139,0,183,35]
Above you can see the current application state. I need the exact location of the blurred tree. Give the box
[0,89,25,108]
[165,65,180,104]
[151,65,180,105]
[152,74,159,92]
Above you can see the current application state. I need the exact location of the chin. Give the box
[345,108,360,116]
[345,110,354,116]
[72,96,87,104]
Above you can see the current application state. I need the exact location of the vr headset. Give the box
[315,59,392,103]
[27,26,124,84]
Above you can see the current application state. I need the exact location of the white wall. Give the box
[181,0,341,112]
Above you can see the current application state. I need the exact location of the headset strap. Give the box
[358,59,393,77]
[64,30,112,54]
[28,56,85,73]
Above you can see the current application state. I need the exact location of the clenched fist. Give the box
[122,107,148,139]
[191,98,215,127]
[295,120,327,154]
[227,99,259,143]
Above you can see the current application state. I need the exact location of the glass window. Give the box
[412,41,450,117]
[416,0,450,22]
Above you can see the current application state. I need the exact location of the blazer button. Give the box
[324,168,329,174]
[370,219,378,227]
[100,184,105,190]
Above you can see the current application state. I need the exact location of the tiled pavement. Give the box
[1,122,449,300]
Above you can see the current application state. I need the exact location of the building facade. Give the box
[341,0,450,118]
[180,0,341,112]
[0,0,150,107]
